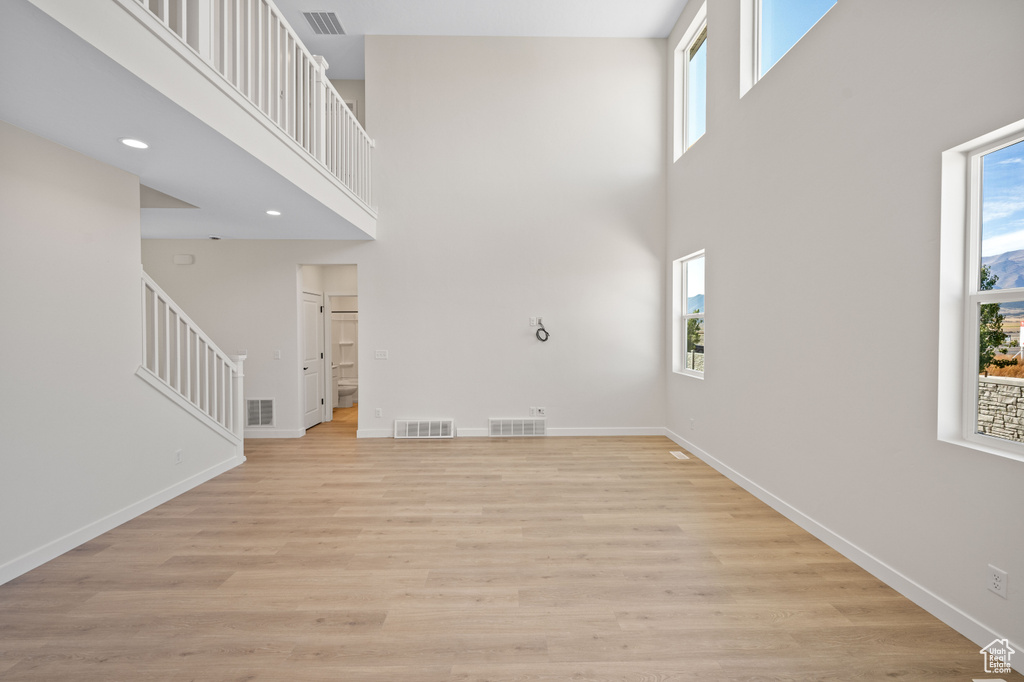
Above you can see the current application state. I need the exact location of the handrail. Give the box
[140,271,245,442]
[124,0,375,211]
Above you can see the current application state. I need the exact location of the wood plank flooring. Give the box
[0,409,1011,681]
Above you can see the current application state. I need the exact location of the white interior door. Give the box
[302,292,324,429]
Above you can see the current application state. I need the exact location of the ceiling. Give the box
[272,0,690,79]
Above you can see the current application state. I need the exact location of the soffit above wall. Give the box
[273,0,690,79]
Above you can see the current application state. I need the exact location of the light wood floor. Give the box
[0,410,1011,681]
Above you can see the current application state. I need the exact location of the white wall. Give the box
[0,121,240,584]
[330,80,366,130]
[665,0,1023,648]
[143,36,667,438]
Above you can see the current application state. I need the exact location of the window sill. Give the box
[939,432,1024,465]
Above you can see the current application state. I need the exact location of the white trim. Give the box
[457,427,489,438]
[672,250,705,376]
[356,428,393,439]
[740,0,837,96]
[0,454,244,587]
[136,367,240,445]
[546,427,668,437]
[663,428,1021,652]
[738,0,757,97]
[938,117,1024,463]
[672,2,707,160]
[245,428,305,439]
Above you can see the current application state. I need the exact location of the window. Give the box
[740,0,836,95]
[673,251,705,376]
[939,120,1024,462]
[673,3,707,161]
[968,137,1024,448]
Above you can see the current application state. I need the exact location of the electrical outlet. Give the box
[530,317,537,326]
[174,449,182,465]
[690,418,695,431]
[375,408,383,418]
[273,349,281,360]
[989,564,1008,598]
[375,350,389,360]
[536,407,546,417]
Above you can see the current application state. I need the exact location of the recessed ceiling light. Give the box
[119,138,149,149]
[266,210,281,216]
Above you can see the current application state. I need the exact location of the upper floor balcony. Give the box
[0,0,376,240]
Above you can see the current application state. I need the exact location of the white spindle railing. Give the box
[127,0,375,212]
[140,271,245,442]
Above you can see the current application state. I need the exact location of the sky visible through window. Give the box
[686,256,705,314]
[687,31,707,147]
[760,0,836,77]
[981,139,1024,268]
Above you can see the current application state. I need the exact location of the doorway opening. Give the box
[299,265,358,438]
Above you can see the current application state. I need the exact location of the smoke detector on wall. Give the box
[302,11,345,35]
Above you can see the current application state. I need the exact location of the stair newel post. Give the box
[312,55,330,167]
[231,354,246,442]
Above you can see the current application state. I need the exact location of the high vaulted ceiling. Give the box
[273,0,690,79]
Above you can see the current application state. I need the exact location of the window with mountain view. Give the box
[673,251,705,376]
[972,136,1024,446]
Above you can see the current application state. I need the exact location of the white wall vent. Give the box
[394,419,454,439]
[302,11,345,35]
[246,399,274,427]
[489,418,546,437]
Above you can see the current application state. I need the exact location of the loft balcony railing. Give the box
[123,0,374,213]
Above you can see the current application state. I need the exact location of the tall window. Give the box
[759,0,836,77]
[968,136,1024,448]
[687,26,707,149]
[673,3,707,160]
[673,251,705,376]
[741,0,836,95]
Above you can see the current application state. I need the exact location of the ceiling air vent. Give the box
[246,399,274,427]
[302,11,345,35]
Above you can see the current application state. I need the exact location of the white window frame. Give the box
[673,2,707,161]
[672,250,705,378]
[938,118,1024,463]
[740,0,836,97]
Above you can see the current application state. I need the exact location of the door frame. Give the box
[300,290,326,429]
[322,289,358,424]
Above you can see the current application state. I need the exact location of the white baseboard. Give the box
[457,427,488,437]
[356,428,393,438]
[0,454,245,587]
[663,429,1019,653]
[547,426,667,437]
[244,428,304,439]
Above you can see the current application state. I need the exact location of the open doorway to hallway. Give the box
[299,264,358,438]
